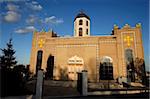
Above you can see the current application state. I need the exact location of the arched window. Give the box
[79,20,83,25]
[79,28,82,36]
[100,56,113,80]
[86,29,88,35]
[36,50,43,75]
[45,55,54,79]
[125,49,135,82]
[125,49,133,63]
[86,21,88,26]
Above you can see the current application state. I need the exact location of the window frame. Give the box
[79,20,83,25]
[86,29,88,35]
[86,21,88,26]
[100,62,113,80]
[79,28,83,36]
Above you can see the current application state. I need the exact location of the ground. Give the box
[1,79,149,99]
[26,80,80,96]
[2,93,149,99]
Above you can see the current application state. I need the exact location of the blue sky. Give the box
[0,0,149,71]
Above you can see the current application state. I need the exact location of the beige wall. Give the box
[30,24,144,82]
[113,24,144,78]
[99,39,118,79]
[54,45,97,81]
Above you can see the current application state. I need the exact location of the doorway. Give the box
[45,55,54,79]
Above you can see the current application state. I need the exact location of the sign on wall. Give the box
[68,55,84,65]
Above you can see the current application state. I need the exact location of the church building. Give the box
[30,12,144,82]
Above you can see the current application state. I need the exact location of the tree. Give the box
[134,57,146,84]
[25,65,32,81]
[0,38,18,96]
[13,64,32,81]
[0,38,17,69]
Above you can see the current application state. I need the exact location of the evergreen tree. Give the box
[0,38,17,69]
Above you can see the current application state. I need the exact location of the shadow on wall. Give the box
[87,57,97,82]
[59,67,68,80]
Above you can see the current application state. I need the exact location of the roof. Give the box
[74,12,90,21]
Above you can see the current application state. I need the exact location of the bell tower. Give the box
[74,11,90,37]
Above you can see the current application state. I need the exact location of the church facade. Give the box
[30,12,144,82]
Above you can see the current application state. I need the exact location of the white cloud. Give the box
[45,16,56,23]
[3,3,21,22]
[4,11,21,22]
[44,16,64,24]
[6,3,19,11]
[15,26,36,34]
[32,5,42,11]
[26,15,38,24]
[26,1,42,11]
[26,15,64,25]
[32,1,38,4]
[55,19,64,23]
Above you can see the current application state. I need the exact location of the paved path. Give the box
[2,93,149,99]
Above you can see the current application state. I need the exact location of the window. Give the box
[79,28,82,36]
[86,21,88,26]
[125,49,135,82]
[100,56,113,80]
[79,20,83,25]
[100,63,113,80]
[125,49,133,63]
[86,29,88,35]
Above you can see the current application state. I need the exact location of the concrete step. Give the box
[88,82,122,89]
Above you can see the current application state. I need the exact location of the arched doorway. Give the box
[100,56,113,80]
[125,49,135,82]
[45,55,54,79]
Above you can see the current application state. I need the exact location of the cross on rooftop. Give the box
[38,39,45,48]
[124,36,133,47]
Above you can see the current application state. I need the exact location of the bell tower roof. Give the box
[74,11,90,21]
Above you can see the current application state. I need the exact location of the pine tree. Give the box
[0,38,17,69]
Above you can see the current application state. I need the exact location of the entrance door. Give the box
[45,55,54,79]
[68,55,84,80]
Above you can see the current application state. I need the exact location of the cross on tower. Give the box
[38,39,45,48]
[124,36,133,47]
